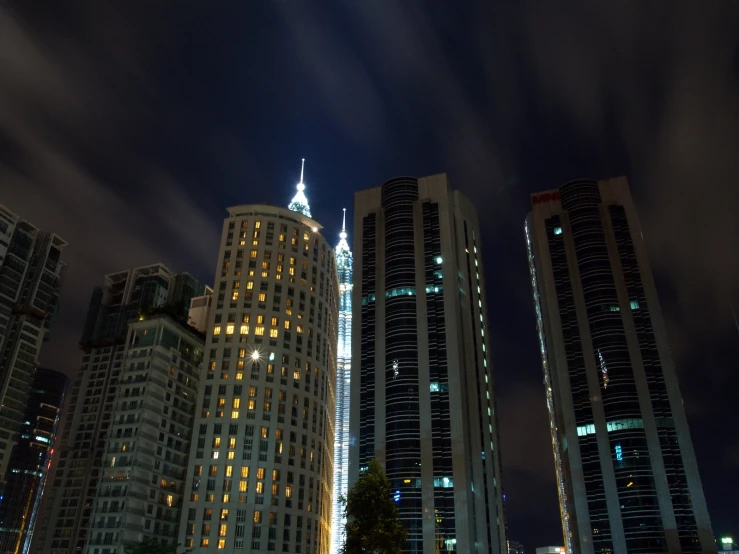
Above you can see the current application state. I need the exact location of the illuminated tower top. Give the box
[336,208,350,254]
[288,158,312,218]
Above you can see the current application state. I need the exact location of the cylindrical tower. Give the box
[179,203,339,554]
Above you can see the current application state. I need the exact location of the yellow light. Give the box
[403,479,411,484]
[251,350,260,361]
[627,481,633,487]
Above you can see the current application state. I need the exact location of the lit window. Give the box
[231,411,239,419]
[213,325,221,336]
[258,292,267,302]
[250,250,258,259]
[285,486,292,498]
[553,226,563,235]
[232,291,239,301]
[293,370,301,380]
[256,482,264,494]
[271,317,278,326]
[239,480,248,492]
[218,539,226,549]
[226,324,234,335]
[269,329,278,338]
[255,326,264,336]
[257,314,264,324]
[297,324,303,333]
[253,510,262,523]
[225,466,233,477]
[213,437,221,448]
[255,221,261,229]
[241,467,249,478]
[228,438,237,449]
[246,281,254,290]
[233,398,241,409]
[240,324,249,335]
[429,382,439,392]
[284,320,291,330]
[257,467,265,479]
[248,399,256,410]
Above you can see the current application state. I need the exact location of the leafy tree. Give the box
[123,537,184,554]
[341,459,408,554]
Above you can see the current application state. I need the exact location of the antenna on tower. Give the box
[300,158,305,184]
[342,208,346,232]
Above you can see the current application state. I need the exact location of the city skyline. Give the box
[1,2,737,550]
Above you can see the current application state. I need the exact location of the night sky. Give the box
[1,2,738,550]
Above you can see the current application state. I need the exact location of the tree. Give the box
[123,537,184,554]
[341,459,408,554]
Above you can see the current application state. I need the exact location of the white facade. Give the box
[188,288,214,334]
[177,203,339,554]
[330,211,352,554]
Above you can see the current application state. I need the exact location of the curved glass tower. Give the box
[330,210,353,554]
[525,177,715,554]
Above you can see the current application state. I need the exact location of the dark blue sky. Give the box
[1,1,738,549]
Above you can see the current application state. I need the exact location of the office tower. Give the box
[525,177,716,554]
[330,210,352,554]
[0,205,67,491]
[40,265,206,554]
[0,368,67,554]
[350,174,506,554]
[86,313,205,553]
[189,288,215,334]
[178,179,339,553]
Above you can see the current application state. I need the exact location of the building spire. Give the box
[288,158,312,218]
[336,208,350,253]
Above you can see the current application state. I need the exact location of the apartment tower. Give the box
[525,177,715,554]
[177,168,339,553]
[0,205,66,491]
[85,313,206,553]
[350,174,506,554]
[330,210,352,554]
[40,265,205,554]
[0,368,67,554]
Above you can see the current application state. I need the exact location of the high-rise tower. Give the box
[0,368,67,554]
[350,174,506,554]
[178,172,339,553]
[525,177,716,554]
[0,205,66,492]
[39,265,205,554]
[330,210,352,554]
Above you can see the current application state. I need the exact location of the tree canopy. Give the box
[341,459,408,554]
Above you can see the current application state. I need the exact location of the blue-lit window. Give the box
[430,382,439,392]
[553,226,563,235]
[630,300,640,309]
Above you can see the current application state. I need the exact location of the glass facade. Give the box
[525,178,716,554]
[0,368,67,554]
[352,175,506,554]
[330,213,353,554]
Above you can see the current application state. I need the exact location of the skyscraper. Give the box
[0,205,67,491]
[84,313,205,553]
[40,265,205,554]
[177,173,339,553]
[525,177,716,554]
[350,174,506,554]
[0,368,67,554]
[330,210,352,554]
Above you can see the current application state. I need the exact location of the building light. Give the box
[435,256,442,264]
[721,537,733,545]
[554,226,563,235]
[251,350,260,361]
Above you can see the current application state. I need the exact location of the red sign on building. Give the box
[532,191,561,205]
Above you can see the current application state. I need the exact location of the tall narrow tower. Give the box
[331,209,353,554]
[525,177,716,554]
[178,169,339,553]
[350,174,506,554]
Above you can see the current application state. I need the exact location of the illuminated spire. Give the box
[336,208,350,253]
[288,158,312,218]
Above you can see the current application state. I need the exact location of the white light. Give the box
[392,360,399,379]
[312,227,317,232]
[269,352,275,361]
[435,256,443,264]
[251,350,260,361]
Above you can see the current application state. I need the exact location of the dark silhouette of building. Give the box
[351,174,506,554]
[0,368,68,554]
[525,177,716,554]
